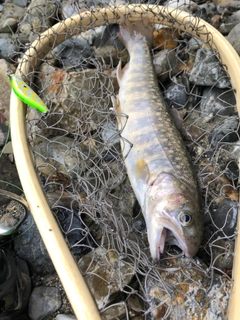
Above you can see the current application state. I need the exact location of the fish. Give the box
[7,72,48,113]
[112,18,202,261]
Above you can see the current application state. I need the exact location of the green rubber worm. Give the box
[8,72,48,113]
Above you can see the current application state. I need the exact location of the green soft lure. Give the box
[8,73,48,113]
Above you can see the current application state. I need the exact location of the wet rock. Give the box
[0,3,25,33]
[209,115,239,148]
[18,0,58,43]
[55,36,94,71]
[166,0,199,13]
[101,302,127,319]
[14,214,55,276]
[211,238,234,270]
[187,37,203,53]
[220,22,237,34]
[153,49,181,83]
[217,1,240,14]
[146,257,231,319]
[223,160,239,186]
[78,247,134,309]
[56,315,76,320]
[199,2,216,17]
[227,9,240,23]
[28,287,62,320]
[12,0,28,7]
[200,87,236,120]
[211,14,221,29]
[54,207,94,255]
[33,136,96,178]
[211,198,238,237]
[189,48,231,88]
[28,64,118,136]
[164,78,189,110]
[0,34,17,62]
[227,22,240,55]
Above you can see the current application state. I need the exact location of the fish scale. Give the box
[115,18,202,260]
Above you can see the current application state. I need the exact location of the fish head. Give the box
[144,173,202,261]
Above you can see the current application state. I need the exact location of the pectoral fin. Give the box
[116,60,124,86]
[135,159,150,185]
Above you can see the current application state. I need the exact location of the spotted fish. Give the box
[113,19,202,260]
[8,73,48,113]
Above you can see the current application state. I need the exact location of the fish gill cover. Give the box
[9,0,240,318]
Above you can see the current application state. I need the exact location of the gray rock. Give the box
[12,0,28,7]
[227,22,240,55]
[14,214,55,276]
[0,34,17,62]
[146,257,231,319]
[153,49,181,83]
[55,36,94,71]
[220,23,237,35]
[166,0,199,13]
[28,64,118,136]
[227,10,240,24]
[199,2,216,17]
[18,0,58,43]
[164,79,189,110]
[211,238,234,270]
[189,48,231,88]
[33,136,96,178]
[78,247,134,309]
[0,3,25,33]
[101,302,127,320]
[209,115,239,148]
[211,198,238,237]
[56,315,76,320]
[200,87,236,120]
[28,287,62,320]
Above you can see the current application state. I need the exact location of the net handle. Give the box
[10,5,240,319]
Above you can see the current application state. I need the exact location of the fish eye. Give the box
[179,211,192,226]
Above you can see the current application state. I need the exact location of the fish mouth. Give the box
[147,221,191,261]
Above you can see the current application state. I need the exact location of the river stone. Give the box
[227,22,240,55]
[211,238,234,270]
[18,0,58,43]
[56,315,76,320]
[146,257,232,319]
[189,48,231,88]
[28,287,62,320]
[0,34,17,62]
[28,63,118,136]
[33,136,96,178]
[153,49,181,83]
[211,198,238,237]
[0,3,25,33]
[14,214,55,276]
[55,36,94,71]
[209,115,239,148]
[200,87,236,120]
[78,247,134,309]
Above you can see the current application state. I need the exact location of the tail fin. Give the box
[119,17,154,50]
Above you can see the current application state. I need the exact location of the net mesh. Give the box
[12,2,239,319]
